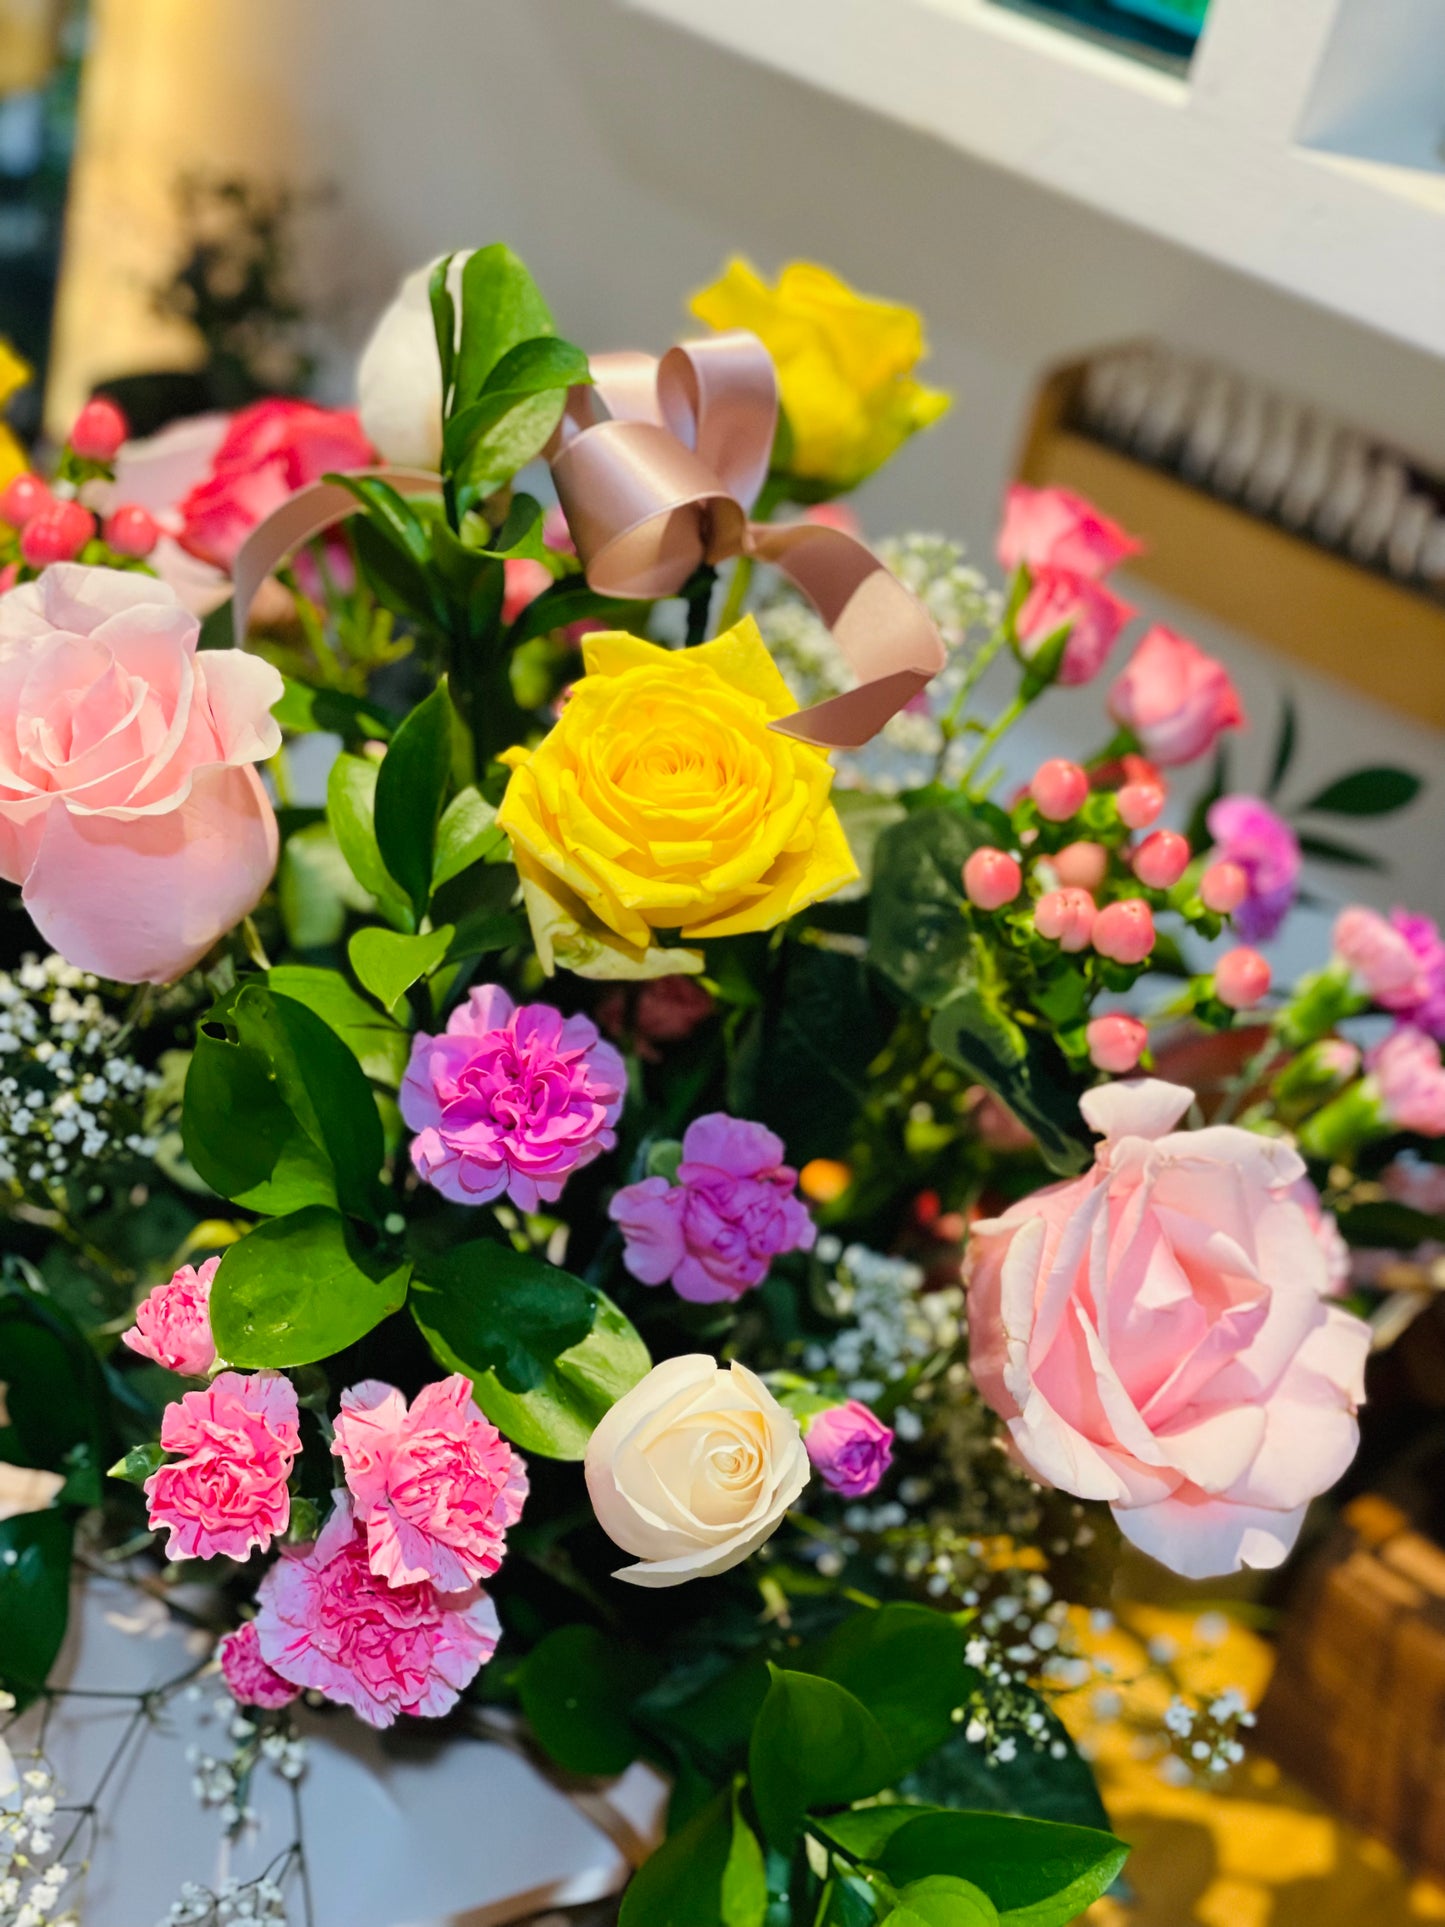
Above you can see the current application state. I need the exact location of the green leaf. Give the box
[748,1667,897,1851]
[929,991,1090,1176]
[327,472,434,572]
[1295,830,1382,871]
[0,1288,113,1474]
[433,786,505,890]
[884,1877,998,1927]
[374,678,456,919]
[444,339,590,478]
[348,925,454,1016]
[429,252,458,411]
[819,1876,881,1927]
[505,579,649,649]
[182,984,385,1219]
[0,1507,73,1706]
[267,965,410,1088]
[108,1442,165,1487]
[273,677,394,743]
[327,753,413,930]
[796,1603,980,1781]
[1335,1199,1445,1248]
[350,512,442,630]
[620,1785,766,1927]
[515,1624,657,1776]
[853,1810,1128,1927]
[453,244,556,412]
[868,809,997,1005]
[410,1242,650,1459]
[1265,696,1296,799]
[278,821,375,949]
[902,1695,1110,1834]
[1301,765,1421,817]
[210,1206,410,1368]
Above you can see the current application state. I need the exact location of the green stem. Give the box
[714,553,755,632]
[933,624,1011,778]
[682,564,718,647]
[1213,1029,1285,1126]
[957,689,1031,789]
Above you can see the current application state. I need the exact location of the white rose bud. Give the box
[584,1356,810,1588]
[356,253,469,470]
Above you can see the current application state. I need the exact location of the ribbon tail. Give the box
[230,467,442,643]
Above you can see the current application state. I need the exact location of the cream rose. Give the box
[584,1356,810,1587]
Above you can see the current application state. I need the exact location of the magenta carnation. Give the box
[400,985,626,1210]
[609,1113,815,1304]
[805,1401,895,1497]
[1205,795,1300,942]
[254,1493,500,1729]
[122,1256,220,1377]
[332,1375,528,1592]
[1378,911,1445,1038]
[218,1621,300,1710]
[145,1371,299,1562]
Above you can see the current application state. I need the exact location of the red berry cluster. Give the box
[0,397,159,583]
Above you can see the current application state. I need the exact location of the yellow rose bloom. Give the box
[689,258,950,489]
[0,340,31,498]
[497,619,859,977]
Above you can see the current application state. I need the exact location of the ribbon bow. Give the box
[547,330,945,749]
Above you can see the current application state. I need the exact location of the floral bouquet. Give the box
[0,247,1440,1927]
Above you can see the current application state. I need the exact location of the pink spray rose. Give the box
[401,985,626,1210]
[122,1256,219,1377]
[254,1492,500,1729]
[965,1079,1370,1579]
[609,1113,816,1304]
[805,1401,895,1497]
[145,1371,300,1562]
[1108,626,1244,768]
[332,1375,528,1592]
[996,485,1141,578]
[1205,796,1301,942]
[176,399,375,573]
[1015,566,1135,687]
[0,566,282,983]
[218,1621,300,1710]
[1367,1027,1445,1136]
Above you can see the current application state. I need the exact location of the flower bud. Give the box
[963,847,1022,911]
[0,473,52,529]
[1116,779,1166,830]
[804,1401,894,1497]
[1093,898,1155,965]
[1273,1038,1361,1108]
[1087,1014,1148,1074]
[19,501,96,568]
[1132,830,1190,890]
[1035,887,1095,952]
[1215,946,1271,1009]
[103,504,160,559]
[1200,860,1248,914]
[1052,840,1108,891]
[69,396,129,462]
[1029,758,1089,822]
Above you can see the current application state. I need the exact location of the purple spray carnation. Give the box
[609,1113,815,1304]
[1205,795,1301,942]
[805,1401,895,1498]
[401,985,626,1211]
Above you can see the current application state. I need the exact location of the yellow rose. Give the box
[689,258,950,489]
[0,339,31,497]
[496,618,859,977]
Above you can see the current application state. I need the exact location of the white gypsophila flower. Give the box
[802,1243,962,1404]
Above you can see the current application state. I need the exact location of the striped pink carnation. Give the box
[123,1256,219,1377]
[145,1371,299,1561]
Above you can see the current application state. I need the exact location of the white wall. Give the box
[52,0,1445,941]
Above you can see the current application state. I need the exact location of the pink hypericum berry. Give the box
[1035,887,1096,952]
[1116,780,1166,830]
[103,504,160,558]
[1053,841,1108,891]
[1132,830,1191,890]
[20,501,95,568]
[1030,759,1089,823]
[963,847,1022,911]
[1093,898,1155,965]
[1215,947,1271,1009]
[0,474,52,528]
[1200,859,1249,914]
[1086,1014,1148,1074]
[69,396,129,462]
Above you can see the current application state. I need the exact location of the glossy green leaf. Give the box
[348,925,454,1016]
[902,1693,1110,1833]
[1301,765,1421,817]
[505,579,649,649]
[868,808,996,1005]
[410,1241,650,1459]
[374,678,455,919]
[108,1442,166,1487]
[884,1878,998,1927]
[278,821,375,949]
[748,1667,896,1851]
[0,1288,113,1474]
[327,472,434,570]
[444,338,590,480]
[210,1206,410,1368]
[273,677,394,742]
[515,1624,657,1777]
[929,990,1090,1176]
[0,1506,73,1706]
[453,244,555,410]
[796,1603,980,1780]
[429,252,458,410]
[433,786,505,890]
[350,511,442,630]
[619,1785,766,1927]
[267,965,410,1088]
[326,753,413,930]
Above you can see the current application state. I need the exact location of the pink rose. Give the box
[1288,1176,1350,1296]
[1368,1027,1445,1136]
[254,1493,500,1729]
[609,1113,816,1304]
[502,558,552,624]
[0,566,282,983]
[400,985,626,1211]
[122,1256,220,1377]
[805,1401,894,1497]
[332,1375,527,1592]
[145,1371,300,1562]
[1015,566,1135,686]
[997,485,1140,578]
[176,399,374,574]
[101,414,234,616]
[965,1079,1370,1579]
[218,1621,300,1710]
[1108,626,1245,768]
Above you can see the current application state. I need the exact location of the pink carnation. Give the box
[1378,911,1445,1039]
[122,1256,220,1377]
[996,485,1141,578]
[1205,796,1300,942]
[218,1621,300,1710]
[1368,1027,1445,1137]
[805,1402,895,1497]
[332,1376,527,1592]
[1332,905,1422,1000]
[1015,566,1134,687]
[400,985,626,1211]
[145,1371,300,1562]
[254,1493,500,1729]
[609,1112,815,1304]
